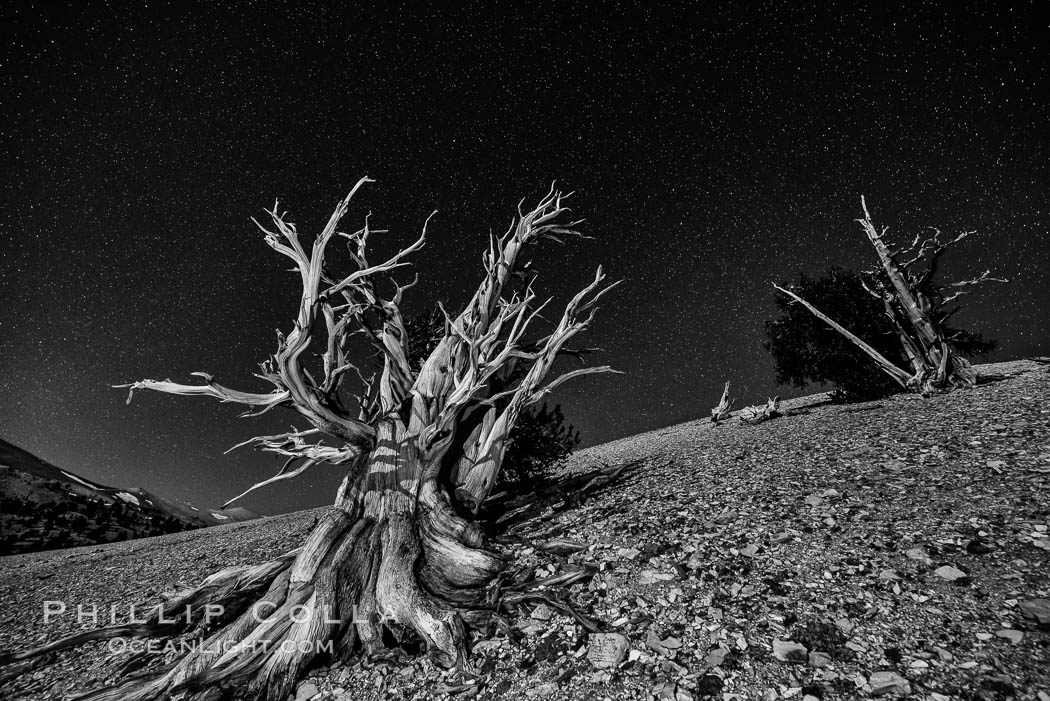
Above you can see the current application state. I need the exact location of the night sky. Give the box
[2,2,1046,516]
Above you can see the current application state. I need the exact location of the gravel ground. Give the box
[1,359,1048,701]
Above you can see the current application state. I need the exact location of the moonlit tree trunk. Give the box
[740,396,780,424]
[3,179,617,700]
[710,381,734,424]
[774,197,1005,396]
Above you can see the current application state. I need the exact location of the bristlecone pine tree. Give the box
[3,179,618,700]
[774,197,1005,395]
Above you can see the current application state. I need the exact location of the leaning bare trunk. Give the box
[773,197,1003,396]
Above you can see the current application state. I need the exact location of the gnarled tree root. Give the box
[2,461,636,700]
[3,510,503,701]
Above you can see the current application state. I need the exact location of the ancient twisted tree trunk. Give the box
[774,197,1004,395]
[0,179,617,700]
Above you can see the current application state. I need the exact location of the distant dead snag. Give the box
[710,381,735,424]
[1,180,621,701]
[774,197,1006,396]
[740,396,781,425]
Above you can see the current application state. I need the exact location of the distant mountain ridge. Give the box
[0,438,257,555]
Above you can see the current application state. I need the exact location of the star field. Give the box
[1,2,1046,515]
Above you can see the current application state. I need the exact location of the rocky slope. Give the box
[0,359,1047,700]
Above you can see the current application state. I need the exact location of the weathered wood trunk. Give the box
[59,420,501,700]
[774,197,1003,396]
[0,181,617,700]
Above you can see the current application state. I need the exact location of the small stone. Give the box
[525,683,556,698]
[808,651,832,668]
[995,629,1024,644]
[587,633,630,669]
[933,565,967,581]
[706,646,729,667]
[772,639,808,663]
[472,639,503,654]
[738,543,759,557]
[295,681,319,701]
[531,603,553,621]
[660,636,683,650]
[868,671,911,696]
[639,569,675,585]
[1019,598,1050,624]
[905,547,930,562]
[714,510,738,524]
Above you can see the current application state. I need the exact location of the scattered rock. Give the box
[933,565,967,581]
[587,633,630,669]
[525,683,556,698]
[996,629,1024,644]
[617,547,641,560]
[295,681,319,701]
[737,543,759,557]
[660,636,683,650]
[530,603,553,621]
[808,651,832,668]
[1019,598,1050,625]
[905,547,930,563]
[639,569,675,585]
[705,646,729,668]
[772,639,808,663]
[652,681,694,700]
[868,671,911,696]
